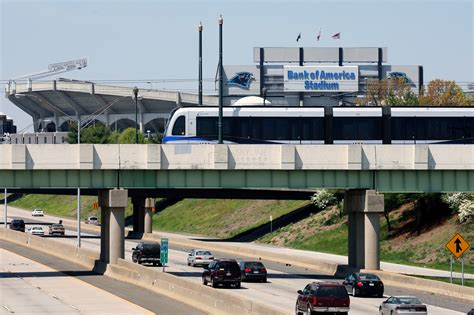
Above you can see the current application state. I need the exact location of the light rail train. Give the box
[162,106,474,144]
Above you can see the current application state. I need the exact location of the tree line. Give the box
[357,79,472,106]
[66,123,162,144]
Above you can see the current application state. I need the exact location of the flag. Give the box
[296,32,301,42]
[332,32,341,39]
[316,29,321,41]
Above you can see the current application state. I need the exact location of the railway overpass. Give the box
[1,144,473,271]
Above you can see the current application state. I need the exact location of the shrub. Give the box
[311,189,337,210]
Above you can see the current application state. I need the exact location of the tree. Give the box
[66,121,78,144]
[80,123,110,144]
[419,79,471,106]
[358,78,418,106]
[119,127,146,144]
[107,130,121,144]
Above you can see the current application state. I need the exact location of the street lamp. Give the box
[133,86,139,144]
[147,130,151,139]
[198,21,203,106]
[218,15,223,144]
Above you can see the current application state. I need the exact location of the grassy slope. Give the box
[9,194,134,220]
[152,199,310,238]
[258,206,474,274]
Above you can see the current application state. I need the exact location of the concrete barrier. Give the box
[363,269,474,302]
[0,228,98,269]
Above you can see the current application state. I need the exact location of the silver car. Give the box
[187,249,214,267]
[379,296,427,315]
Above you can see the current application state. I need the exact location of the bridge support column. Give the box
[99,189,128,264]
[345,189,384,270]
[132,197,145,233]
[144,198,155,233]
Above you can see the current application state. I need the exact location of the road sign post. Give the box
[270,215,273,233]
[161,238,169,272]
[446,232,470,286]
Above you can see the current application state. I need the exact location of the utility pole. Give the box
[198,22,203,106]
[133,87,139,144]
[218,15,223,144]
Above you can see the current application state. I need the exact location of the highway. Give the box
[0,241,204,314]
[3,206,472,315]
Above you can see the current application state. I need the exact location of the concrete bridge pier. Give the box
[345,189,384,270]
[132,197,155,234]
[144,198,155,233]
[99,189,128,264]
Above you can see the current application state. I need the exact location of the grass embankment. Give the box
[152,199,310,239]
[258,205,474,275]
[9,194,133,220]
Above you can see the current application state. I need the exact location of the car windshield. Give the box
[245,262,264,268]
[89,217,97,220]
[396,297,422,305]
[196,251,212,256]
[316,286,348,298]
[359,274,380,281]
[142,244,160,251]
[51,224,63,228]
[32,227,42,230]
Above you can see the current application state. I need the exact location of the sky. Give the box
[1,0,472,130]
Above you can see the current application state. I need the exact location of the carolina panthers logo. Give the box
[226,72,254,89]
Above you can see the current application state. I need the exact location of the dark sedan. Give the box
[343,273,384,297]
[239,261,267,282]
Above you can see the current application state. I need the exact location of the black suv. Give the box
[202,259,241,288]
[131,242,162,266]
[10,219,25,232]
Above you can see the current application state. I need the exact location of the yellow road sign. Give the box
[446,233,470,258]
[92,201,99,210]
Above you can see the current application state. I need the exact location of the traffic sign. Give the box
[160,238,169,265]
[446,233,470,258]
[92,202,99,210]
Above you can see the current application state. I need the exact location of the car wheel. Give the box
[211,277,218,288]
[235,281,241,289]
[202,276,208,286]
[352,286,357,297]
[187,262,190,266]
[262,277,267,283]
[295,303,300,315]
[307,305,312,315]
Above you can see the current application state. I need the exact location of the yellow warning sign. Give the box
[446,233,470,258]
[92,201,99,210]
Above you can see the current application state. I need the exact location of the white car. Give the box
[187,249,214,267]
[85,216,99,225]
[27,225,45,236]
[31,209,44,216]
[379,296,427,315]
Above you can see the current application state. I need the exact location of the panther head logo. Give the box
[226,72,255,89]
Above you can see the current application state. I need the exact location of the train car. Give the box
[162,106,474,145]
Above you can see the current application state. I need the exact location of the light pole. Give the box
[218,15,223,144]
[198,21,203,106]
[133,87,139,144]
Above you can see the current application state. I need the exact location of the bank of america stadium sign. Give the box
[284,66,359,92]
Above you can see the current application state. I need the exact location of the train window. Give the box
[391,117,415,140]
[172,115,186,135]
[333,117,382,140]
[196,117,216,137]
[465,117,474,139]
